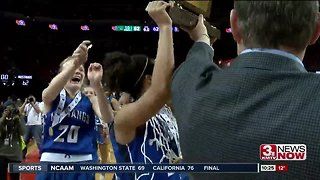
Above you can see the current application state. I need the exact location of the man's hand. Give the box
[146,1,174,28]
[70,40,91,67]
[181,14,210,43]
[87,63,103,88]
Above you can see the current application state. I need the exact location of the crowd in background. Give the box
[1,1,320,180]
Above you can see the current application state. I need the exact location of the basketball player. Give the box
[83,85,101,163]
[102,1,188,179]
[83,85,109,163]
[36,41,113,180]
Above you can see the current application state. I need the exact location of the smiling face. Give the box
[62,63,85,93]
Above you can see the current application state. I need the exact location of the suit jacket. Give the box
[171,42,320,180]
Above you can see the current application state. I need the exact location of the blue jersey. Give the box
[41,92,96,155]
[95,116,105,144]
[110,106,188,180]
[92,116,104,162]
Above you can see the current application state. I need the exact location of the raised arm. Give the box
[171,15,220,108]
[30,102,41,114]
[114,1,174,131]
[174,15,218,77]
[87,63,114,123]
[42,41,90,112]
[28,96,41,114]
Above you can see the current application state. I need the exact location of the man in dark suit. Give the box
[172,1,320,179]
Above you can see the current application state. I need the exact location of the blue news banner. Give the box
[9,163,259,173]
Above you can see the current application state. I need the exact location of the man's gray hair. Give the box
[235,1,319,51]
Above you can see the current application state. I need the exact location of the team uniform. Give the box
[110,105,189,180]
[92,116,104,163]
[37,89,96,180]
[95,116,105,145]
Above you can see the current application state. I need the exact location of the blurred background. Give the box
[0,0,319,101]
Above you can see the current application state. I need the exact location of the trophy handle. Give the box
[168,4,221,39]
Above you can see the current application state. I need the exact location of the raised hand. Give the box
[87,63,103,87]
[71,40,91,67]
[146,1,173,27]
[181,15,208,41]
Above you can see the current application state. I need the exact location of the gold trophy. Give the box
[168,1,221,39]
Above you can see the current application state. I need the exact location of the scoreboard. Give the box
[0,73,32,87]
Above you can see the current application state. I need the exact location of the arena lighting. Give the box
[11,15,182,33]
[112,25,179,32]
[150,26,179,32]
[226,28,232,33]
[173,26,179,32]
[80,25,90,31]
[16,20,26,26]
[112,25,141,32]
[49,24,58,30]
[143,26,150,32]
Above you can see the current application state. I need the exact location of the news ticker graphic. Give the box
[260,144,306,161]
[9,163,262,173]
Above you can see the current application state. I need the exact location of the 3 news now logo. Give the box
[260,144,306,161]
